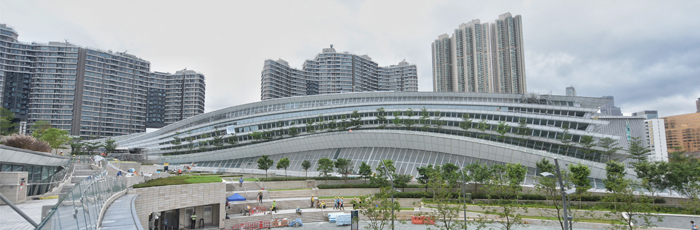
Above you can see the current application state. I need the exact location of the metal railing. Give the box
[35,158,126,230]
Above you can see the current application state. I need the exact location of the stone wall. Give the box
[0,172,28,205]
[128,182,226,229]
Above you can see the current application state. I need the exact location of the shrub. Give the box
[133,175,221,188]
[318,184,423,189]
[257,176,362,182]
[3,134,52,153]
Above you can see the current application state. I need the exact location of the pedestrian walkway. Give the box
[0,198,57,230]
[100,194,143,230]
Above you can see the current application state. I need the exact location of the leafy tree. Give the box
[419,107,431,131]
[327,119,337,131]
[569,163,592,208]
[403,108,415,129]
[250,131,264,142]
[350,110,362,130]
[334,158,353,184]
[262,129,273,141]
[496,121,510,142]
[432,111,446,130]
[482,163,528,230]
[466,163,491,193]
[317,157,335,183]
[634,161,671,197]
[104,138,117,153]
[515,118,532,146]
[423,167,471,230]
[603,160,626,192]
[376,107,388,129]
[68,137,84,155]
[197,140,208,151]
[211,129,224,147]
[316,115,327,131]
[226,133,238,146]
[359,162,373,184]
[392,173,412,192]
[535,159,568,230]
[372,159,396,187]
[598,137,622,162]
[476,119,489,139]
[666,159,700,214]
[460,114,473,135]
[288,126,299,137]
[185,134,196,153]
[579,135,597,160]
[392,111,402,128]
[0,108,17,135]
[171,132,183,149]
[84,142,102,154]
[37,128,71,154]
[628,136,651,162]
[301,160,312,178]
[338,115,350,131]
[276,157,290,177]
[351,187,402,230]
[30,120,51,137]
[602,177,663,230]
[669,146,689,163]
[558,124,574,155]
[441,163,460,188]
[257,155,274,178]
[305,119,316,133]
[535,158,555,174]
[417,164,436,192]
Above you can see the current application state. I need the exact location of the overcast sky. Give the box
[2,0,699,117]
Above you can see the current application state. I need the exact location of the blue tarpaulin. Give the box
[226,193,246,202]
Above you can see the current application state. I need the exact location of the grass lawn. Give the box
[318,196,362,199]
[268,188,312,191]
[133,175,222,188]
[243,178,260,182]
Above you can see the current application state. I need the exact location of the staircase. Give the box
[224,210,328,228]
[59,164,98,199]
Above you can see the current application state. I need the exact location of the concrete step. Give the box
[73,170,97,176]
[60,185,75,193]
[224,210,327,228]
[71,176,89,183]
[268,190,315,198]
[75,165,93,170]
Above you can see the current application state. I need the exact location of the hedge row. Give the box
[374,192,665,204]
[318,184,423,189]
[256,176,362,182]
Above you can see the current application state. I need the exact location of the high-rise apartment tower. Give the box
[0,24,205,137]
[432,13,526,94]
[261,46,417,100]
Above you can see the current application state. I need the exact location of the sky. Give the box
[1,0,699,117]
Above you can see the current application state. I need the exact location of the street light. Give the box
[540,158,571,230]
[379,161,395,230]
[458,169,467,230]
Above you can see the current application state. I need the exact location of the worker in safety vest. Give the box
[190,212,197,229]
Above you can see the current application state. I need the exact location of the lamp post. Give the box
[540,158,571,230]
[458,169,467,230]
[379,161,394,230]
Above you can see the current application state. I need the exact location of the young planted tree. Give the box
[496,121,510,143]
[417,164,436,193]
[603,176,663,230]
[30,120,52,137]
[257,155,274,178]
[288,126,299,137]
[633,161,671,197]
[334,158,353,184]
[37,128,71,154]
[316,115,327,132]
[460,114,473,136]
[84,142,102,154]
[419,107,431,131]
[598,137,622,162]
[226,133,238,146]
[327,118,337,131]
[0,108,17,135]
[482,163,528,230]
[301,160,312,178]
[476,119,489,139]
[171,132,183,149]
[515,118,532,146]
[441,163,460,188]
[392,111,402,128]
[569,163,592,208]
[250,131,264,142]
[371,159,396,187]
[338,115,350,131]
[432,111,446,130]
[466,163,491,193]
[276,157,290,177]
[359,162,373,184]
[403,108,416,129]
[376,107,388,129]
[317,157,335,183]
[212,129,224,147]
[262,129,274,141]
[534,159,568,230]
[579,135,597,160]
[104,138,118,153]
[423,167,467,230]
[558,124,574,155]
[628,136,651,162]
[350,110,362,130]
[305,119,316,133]
[603,160,626,192]
[667,159,700,214]
[68,137,84,155]
[351,187,402,230]
[186,134,196,153]
[392,173,412,192]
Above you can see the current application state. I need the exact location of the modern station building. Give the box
[0,23,205,137]
[103,92,648,188]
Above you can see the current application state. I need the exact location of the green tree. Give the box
[30,120,51,137]
[84,142,102,154]
[334,158,353,184]
[301,160,312,178]
[603,177,663,230]
[305,119,316,133]
[559,124,574,155]
[466,163,491,193]
[104,138,117,153]
[68,137,84,155]
[496,121,510,142]
[569,163,592,208]
[419,107,431,131]
[0,108,17,135]
[403,108,415,129]
[359,162,373,184]
[535,158,555,174]
[392,111,402,128]
[441,163,460,188]
[476,119,489,139]
[171,132,183,149]
[376,107,388,129]
[211,129,224,147]
[250,131,264,142]
[515,118,532,146]
[534,159,569,230]
[666,158,700,214]
[185,134,196,153]
[317,157,335,183]
[634,161,671,197]
[628,136,651,162]
[276,157,290,177]
[392,173,412,192]
[482,163,528,230]
[338,115,350,131]
[288,126,299,137]
[417,164,436,192]
[604,160,626,192]
[257,155,274,178]
[598,137,622,162]
[460,114,473,136]
[432,111,446,130]
[316,115,327,131]
[372,159,396,187]
[579,135,597,160]
[262,129,274,141]
[350,110,362,130]
[327,118,337,131]
[669,146,689,162]
[351,187,402,230]
[226,133,238,146]
[423,167,472,230]
[37,128,71,154]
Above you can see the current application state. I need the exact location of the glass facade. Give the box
[663,112,700,157]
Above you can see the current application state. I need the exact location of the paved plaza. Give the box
[0,199,57,230]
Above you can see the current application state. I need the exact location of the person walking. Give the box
[258,191,263,203]
[310,195,315,208]
[692,221,698,230]
[239,177,244,187]
[340,197,344,210]
[272,200,278,213]
[190,212,197,229]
